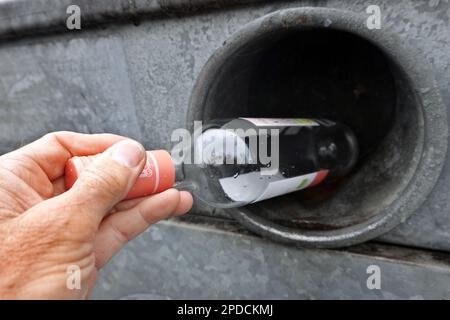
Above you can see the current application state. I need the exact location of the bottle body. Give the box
[181,118,359,208]
[64,118,358,208]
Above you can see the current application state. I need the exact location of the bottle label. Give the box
[253,170,328,202]
[219,170,328,203]
[240,118,320,127]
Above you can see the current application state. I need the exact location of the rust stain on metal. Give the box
[297,14,309,24]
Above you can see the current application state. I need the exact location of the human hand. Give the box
[0,132,193,299]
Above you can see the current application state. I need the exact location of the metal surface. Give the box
[92,219,450,299]
[188,6,448,247]
[0,0,448,251]
[0,0,449,298]
[0,0,273,39]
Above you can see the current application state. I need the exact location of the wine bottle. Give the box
[65,118,358,208]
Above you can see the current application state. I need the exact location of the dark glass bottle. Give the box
[178,118,359,208]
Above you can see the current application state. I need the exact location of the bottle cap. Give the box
[65,150,175,200]
[65,155,94,191]
[148,150,175,193]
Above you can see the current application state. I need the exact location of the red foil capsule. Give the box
[65,150,175,200]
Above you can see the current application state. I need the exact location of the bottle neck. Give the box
[174,162,185,182]
[173,162,197,191]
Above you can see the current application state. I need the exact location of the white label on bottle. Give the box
[253,171,326,202]
[240,118,319,127]
[219,170,328,204]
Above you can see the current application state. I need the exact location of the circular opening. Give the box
[188,8,447,246]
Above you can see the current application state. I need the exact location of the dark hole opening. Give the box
[248,29,397,157]
[201,28,416,229]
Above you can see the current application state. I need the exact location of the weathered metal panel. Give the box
[92,219,450,299]
[0,0,274,39]
[0,1,449,252]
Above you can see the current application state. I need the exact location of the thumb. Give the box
[63,139,146,223]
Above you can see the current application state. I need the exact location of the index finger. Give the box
[3,131,127,180]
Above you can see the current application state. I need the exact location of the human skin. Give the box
[0,132,193,299]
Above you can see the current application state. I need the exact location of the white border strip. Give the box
[147,152,160,194]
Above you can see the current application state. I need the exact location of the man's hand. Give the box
[0,132,193,299]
